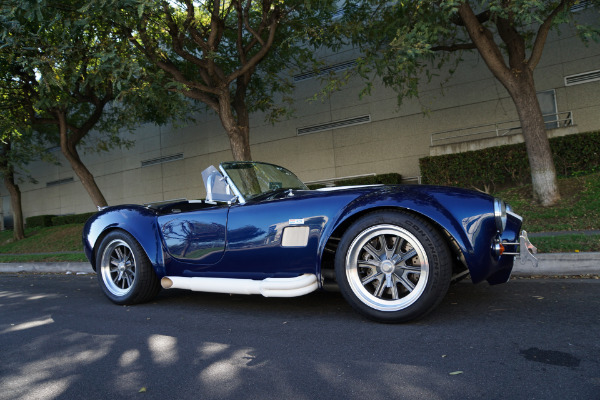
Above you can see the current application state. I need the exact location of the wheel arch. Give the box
[91,227,125,271]
[319,206,467,287]
[90,226,164,277]
[94,227,162,305]
[84,206,166,276]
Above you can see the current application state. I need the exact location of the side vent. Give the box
[47,177,74,187]
[570,0,592,12]
[332,8,344,19]
[141,153,184,167]
[297,115,371,136]
[294,60,357,82]
[564,69,600,86]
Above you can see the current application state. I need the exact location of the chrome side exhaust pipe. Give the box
[161,273,319,298]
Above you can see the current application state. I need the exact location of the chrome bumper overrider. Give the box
[502,230,539,268]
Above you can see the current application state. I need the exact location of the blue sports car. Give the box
[83,161,537,323]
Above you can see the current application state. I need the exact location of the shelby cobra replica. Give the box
[83,161,537,323]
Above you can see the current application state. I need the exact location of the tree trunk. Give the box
[0,143,25,240]
[227,125,252,162]
[218,91,253,162]
[3,171,25,241]
[505,72,561,206]
[62,145,109,209]
[57,111,108,209]
[455,2,561,206]
[216,95,262,195]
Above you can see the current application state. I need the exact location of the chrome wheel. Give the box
[345,224,429,312]
[100,239,137,297]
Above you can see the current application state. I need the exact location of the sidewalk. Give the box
[1,253,599,276]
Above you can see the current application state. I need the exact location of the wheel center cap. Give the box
[118,262,125,272]
[380,260,395,274]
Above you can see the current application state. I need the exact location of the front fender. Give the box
[320,186,521,284]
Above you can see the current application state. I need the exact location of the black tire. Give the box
[96,230,161,305]
[334,211,452,323]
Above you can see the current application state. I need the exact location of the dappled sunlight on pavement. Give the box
[1,274,599,399]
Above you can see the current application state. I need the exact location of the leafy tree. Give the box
[340,0,600,206]
[0,0,192,209]
[101,0,336,161]
[0,67,51,240]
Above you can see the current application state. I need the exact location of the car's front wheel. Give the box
[335,211,451,323]
[96,230,160,305]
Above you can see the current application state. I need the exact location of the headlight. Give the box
[494,198,507,233]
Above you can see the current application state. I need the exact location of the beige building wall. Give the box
[3,13,600,221]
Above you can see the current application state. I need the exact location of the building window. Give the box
[537,89,559,130]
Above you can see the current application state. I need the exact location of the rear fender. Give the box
[83,206,165,277]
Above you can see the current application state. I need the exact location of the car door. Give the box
[203,191,359,279]
[158,204,229,270]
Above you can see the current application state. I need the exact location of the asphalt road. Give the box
[1,274,599,400]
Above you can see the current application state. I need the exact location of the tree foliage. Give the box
[339,0,600,206]
[341,0,599,101]
[93,0,337,161]
[0,0,194,208]
[0,57,54,240]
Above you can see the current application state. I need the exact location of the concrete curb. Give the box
[0,253,599,276]
[512,252,600,276]
[0,262,93,274]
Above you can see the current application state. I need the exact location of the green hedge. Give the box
[307,173,402,190]
[26,211,96,228]
[420,131,600,191]
[51,212,97,226]
[551,131,600,176]
[25,214,56,228]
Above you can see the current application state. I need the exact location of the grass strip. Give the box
[0,253,89,263]
[497,173,600,232]
[532,234,600,254]
[0,224,84,254]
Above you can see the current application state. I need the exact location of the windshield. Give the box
[220,162,308,201]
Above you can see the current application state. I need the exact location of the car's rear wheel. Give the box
[335,211,451,323]
[96,230,160,305]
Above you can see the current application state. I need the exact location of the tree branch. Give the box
[207,0,224,50]
[163,3,214,77]
[496,16,526,71]
[457,2,512,84]
[529,0,574,70]
[227,4,280,84]
[243,0,266,46]
[450,9,491,26]
[235,1,247,65]
[73,87,114,144]
[176,87,219,112]
[126,24,221,95]
[180,0,209,54]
